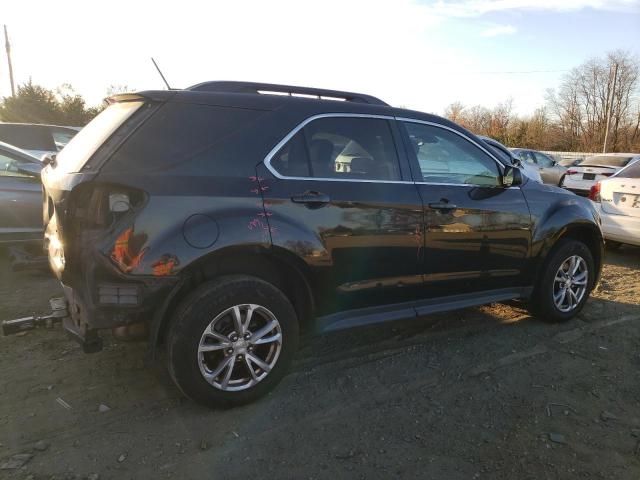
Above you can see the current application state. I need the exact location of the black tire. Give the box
[166,275,299,408]
[528,239,595,322]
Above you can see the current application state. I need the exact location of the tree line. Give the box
[0,82,131,127]
[444,50,639,152]
[1,51,638,152]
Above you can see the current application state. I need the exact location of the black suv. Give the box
[37,82,603,407]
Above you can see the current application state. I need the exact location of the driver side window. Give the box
[403,122,500,187]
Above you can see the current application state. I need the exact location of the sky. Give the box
[1,0,639,116]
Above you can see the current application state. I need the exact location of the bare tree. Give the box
[444,101,465,123]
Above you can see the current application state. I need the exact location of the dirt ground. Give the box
[0,247,639,480]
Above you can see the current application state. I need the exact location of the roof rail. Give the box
[186,81,388,106]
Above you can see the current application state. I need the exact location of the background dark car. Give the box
[0,123,80,158]
[0,141,42,244]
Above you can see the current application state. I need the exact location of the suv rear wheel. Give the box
[166,275,299,408]
[528,239,594,322]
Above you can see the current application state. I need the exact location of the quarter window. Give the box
[270,117,401,181]
[403,122,500,187]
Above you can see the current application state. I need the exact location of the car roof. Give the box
[115,81,476,139]
[0,140,41,162]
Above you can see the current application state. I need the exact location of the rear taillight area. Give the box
[589,182,601,202]
[60,183,146,274]
[567,169,578,175]
[68,183,145,230]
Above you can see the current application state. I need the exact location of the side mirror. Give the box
[42,153,57,168]
[502,166,523,187]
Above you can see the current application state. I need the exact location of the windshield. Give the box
[581,155,634,168]
[55,101,143,174]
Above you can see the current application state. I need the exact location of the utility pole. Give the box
[4,25,15,96]
[603,62,619,154]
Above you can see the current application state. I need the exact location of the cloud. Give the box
[422,0,640,17]
[480,24,518,36]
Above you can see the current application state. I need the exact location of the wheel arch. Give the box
[149,245,316,352]
[535,221,604,288]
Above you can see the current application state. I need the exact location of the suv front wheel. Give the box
[166,275,299,408]
[529,239,595,322]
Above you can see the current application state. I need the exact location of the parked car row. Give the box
[561,154,640,196]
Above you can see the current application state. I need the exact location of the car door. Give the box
[398,119,531,298]
[0,150,42,243]
[533,152,564,185]
[257,114,424,315]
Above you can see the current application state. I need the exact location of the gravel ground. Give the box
[0,246,639,480]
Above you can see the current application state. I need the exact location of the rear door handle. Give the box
[291,191,330,208]
[428,201,457,210]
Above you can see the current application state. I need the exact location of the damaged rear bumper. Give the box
[59,272,178,352]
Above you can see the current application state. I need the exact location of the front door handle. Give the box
[428,201,457,211]
[291,191,330,208]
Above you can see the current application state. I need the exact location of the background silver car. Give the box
[0,141,42,244]
[511,148,567,186]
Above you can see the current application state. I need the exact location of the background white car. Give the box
[590,160,640,248]
[562,154,639,196]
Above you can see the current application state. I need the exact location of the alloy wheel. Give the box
[197,304,282,391]
[553,255,589,313]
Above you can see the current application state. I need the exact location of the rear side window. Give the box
[270,117,401,181]
[270,131,309,177]
[107,103,265,174]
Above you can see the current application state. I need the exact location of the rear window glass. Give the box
[55,101,143,174]
[0,124,56,151]
[51,127,78,148]
[581,156,633,168]
[618,161,640,179]
[106,103,265,174]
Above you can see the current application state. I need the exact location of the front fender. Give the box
[524,183,603,283]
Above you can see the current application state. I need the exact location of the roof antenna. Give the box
[151,57,172,90]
